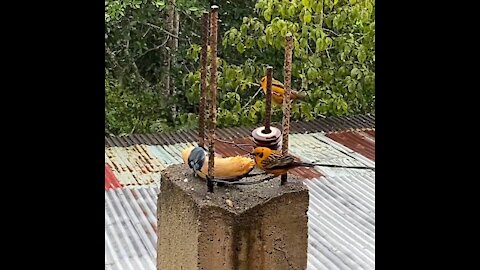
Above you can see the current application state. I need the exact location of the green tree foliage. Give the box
[106,0,375,135]
[105,0,209,135]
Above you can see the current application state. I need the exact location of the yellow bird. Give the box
[260,76,305,105]
[181,146,256,181]
[251,147,375,176]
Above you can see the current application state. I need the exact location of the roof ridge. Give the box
[105,114,375,147]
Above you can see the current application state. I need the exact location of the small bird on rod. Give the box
[251,147,375,176]
[259,76,305,105]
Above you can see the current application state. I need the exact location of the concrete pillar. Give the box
[157,164,309,270]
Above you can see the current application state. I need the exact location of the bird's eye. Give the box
[258,152,263,158]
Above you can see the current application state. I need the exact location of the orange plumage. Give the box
[181,146,255,180]
[260,76,305,105]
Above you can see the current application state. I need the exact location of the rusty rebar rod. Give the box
[263,66,273,134]
[281,33,293,185]
[198,11,210,148]
[207,5,219,193]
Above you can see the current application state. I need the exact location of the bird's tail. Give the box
[293,162,317,167]
[298,162,375,170]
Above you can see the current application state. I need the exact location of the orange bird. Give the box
[181,146,256,181]
[260,76,305,105]
[251,147,374,176]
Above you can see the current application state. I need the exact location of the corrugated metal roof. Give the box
[105,145,166,187]
[306,175,375,270]
[105,115,375,269]
[105,173,374,269]
[105,164,121,190]
[327,131,375,161]
[105,185,159,270]
[288,133,374,178]
[105,132,374,188]
[105,115,375,147]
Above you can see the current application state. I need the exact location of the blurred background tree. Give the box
[105,0,375,135]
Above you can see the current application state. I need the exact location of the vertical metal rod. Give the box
[207,5,219,193]
[198,11,210,148]
[281,33,293,185]
[263,66,273,134]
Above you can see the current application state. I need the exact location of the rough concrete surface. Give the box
[157,164,309,270]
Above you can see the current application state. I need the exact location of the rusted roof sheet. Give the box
[105,115,375,147]
[104,115,375,269]
[105,172,375,269]
[105,130,376,188]
[213,137,323,179]
[327,131,375,161]
[105,164,121,190]
[105,145,164,187]
[289,133,375,178]
[104,115,375,188]
[363,129,375,138]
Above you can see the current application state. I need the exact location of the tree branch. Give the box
[323,28,339,36]
[143,22,185,40]
[125,37,150,87]
[135,36,170,61]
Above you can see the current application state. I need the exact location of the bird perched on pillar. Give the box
[251,147,375,176]
[181,146,256,180]
[260,76,305,105]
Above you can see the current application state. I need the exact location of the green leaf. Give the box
[315,2,324,13]
[333,16,340,30]
[257,35,267,48]
[304,10,312,23]
[312,57,322,67]
[351,68,360,77]
[281,26,288,37]
[316,38,325,52]
[264,8,272,22]
[307,68,317,80]
[357,50,367,63]
[236,43,245,54]
[300,37,308,49]
[288,6,296,17]
[325,37,333,48]
[344,45,351,55]
[302,0,310,8]
[245,37,255,49]
[240,24,247,35]
[229,28,238,40]
[314,102,326,114]
[301,103,313,119]
[347,81,355,92]
[280,5,288,18]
